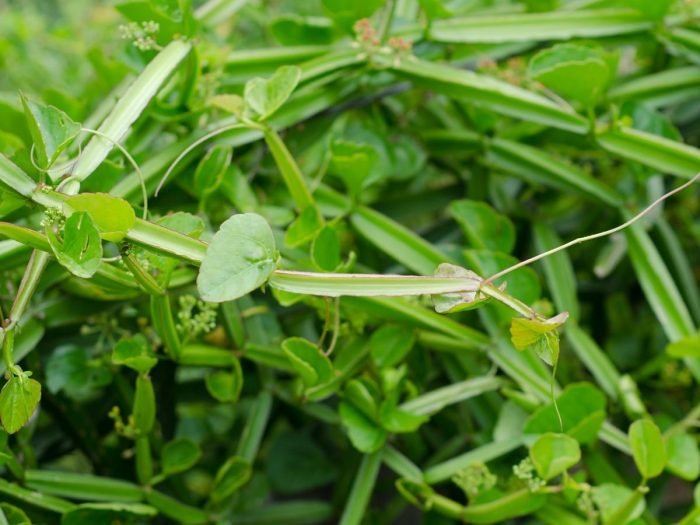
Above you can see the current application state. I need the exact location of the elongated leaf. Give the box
[72,40,191,180]
[485,138,622,206]
[25,470,142,502]
[629,419,666,479]
[350,206,448,275]
[597,125,700,178]
[429,9,650,43]
[390,58,589,134]
[211,457,252,503]
[609,66,700,107]
[624,222,700,380]
[338,452,382,525]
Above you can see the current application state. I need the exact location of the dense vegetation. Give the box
[1,0,700,523]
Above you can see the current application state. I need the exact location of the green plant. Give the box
[1,0,700,524]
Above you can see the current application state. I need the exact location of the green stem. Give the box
[339,451,383,525]
[2,328,16,375]
[262,126,316,211]
[8,251,49,330]
[123,253,165,295]
[478,281,537,318]
[269,270,481,297]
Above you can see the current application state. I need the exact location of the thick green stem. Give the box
[269,270,480,297]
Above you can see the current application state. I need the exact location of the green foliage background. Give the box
[1,0,700,524]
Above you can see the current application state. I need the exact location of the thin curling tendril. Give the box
[484,171,700,285]
[154,122,246,196]
[79,127,149,220]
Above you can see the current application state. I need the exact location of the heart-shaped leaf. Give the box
[197,213,278,302]
[244,66,301,121]
[65,193,136,242]
[510,312,569,366]
[21,94,80,172]
[529,432,581,480]
[46,211,103,279]
[529,44,614,107]
[0,375,41,434]
[112,335,157,374]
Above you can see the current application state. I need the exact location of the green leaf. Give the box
[112,335,157,374]
[428,8,650,44]
[379,403,428,433]
[47,211,102,279]
[322,0,383,31]
[270,15,335,46]
[61,502,157,525]
[311,225,341,272]
[194,145,231,198]
[45,345,111,401]
[666,334,700,358]
[20,94,80,171]
[284,205,324,247]
[431,263,488,314]
[666,432,700,481]
[209,94,245,116]
[591,483,645,523]
[510,312,568,366]
[529,44,613,107]
[344,379,379,420]
[529,432,581,480]
[161,438,201,477]
[244,66,301,121]
[205,361,243,403]
[65,193,136,242]
[329,140,378,197]
[281,337,334,387]
[0,503,30,525]
[72,40,192,180]
[524,382,606,444]
[391,57,589,134]
[370,325,416,369]
[197,213,278,302]
[0,376,41,434]
[338,400,387,453]
[629,419,666,479]
[621,0,671,20]
[266,431,338,495]
[449,200,515,253]
[212,456,252,503]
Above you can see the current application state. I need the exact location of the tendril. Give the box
[79,128,149,220]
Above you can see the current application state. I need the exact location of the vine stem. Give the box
[484,171,700,285]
